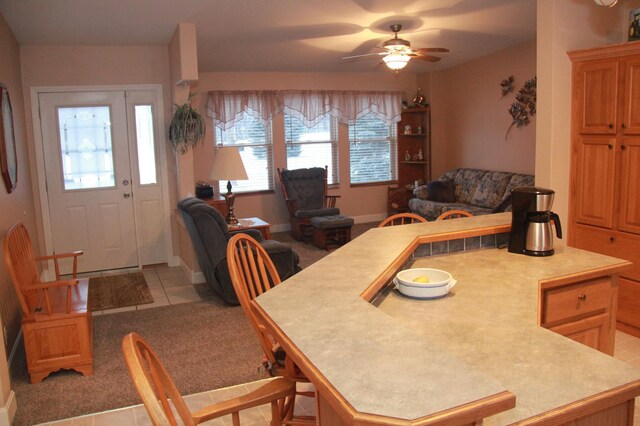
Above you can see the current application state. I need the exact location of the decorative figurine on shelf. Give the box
[417,125,423,134]
[404,125,412,134]
[404,151,411,161]
[417,149,424,161]
[412,153,418,161]
[412,88,427,107]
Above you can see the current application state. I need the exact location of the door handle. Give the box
[122,179,130,186]
[123,193,131,198]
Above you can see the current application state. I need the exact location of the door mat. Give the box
[88,272,153,311]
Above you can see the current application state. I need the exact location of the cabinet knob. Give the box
[608,123,614,129]
[578,294,587,301]
[621,144,627,150]
[622,123,627,129]
[609,236,616,242]
[608,144,613,149]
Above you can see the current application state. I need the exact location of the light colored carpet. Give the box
[89,272,153,311]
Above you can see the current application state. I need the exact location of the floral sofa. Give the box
[408,168,534,220]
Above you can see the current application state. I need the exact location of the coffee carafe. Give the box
[508,187,562,256]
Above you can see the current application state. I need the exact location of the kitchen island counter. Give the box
[254,213,640,424]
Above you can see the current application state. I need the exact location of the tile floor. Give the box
[39,264,640,425]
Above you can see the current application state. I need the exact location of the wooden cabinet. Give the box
[568,42,640,338]
[201,195,229,218]
[541,276,615,354]
[388,107,431,213]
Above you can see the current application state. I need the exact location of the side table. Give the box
[228,217,271,240]
[201,195,229,218]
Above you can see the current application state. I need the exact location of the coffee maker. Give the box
[508,187,562,256]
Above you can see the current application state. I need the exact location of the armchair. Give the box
[178,198,301,305]
[277,166,340,240]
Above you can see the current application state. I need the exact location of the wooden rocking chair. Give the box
[3,222,92,383]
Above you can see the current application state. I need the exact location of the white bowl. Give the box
[394,268,457,299]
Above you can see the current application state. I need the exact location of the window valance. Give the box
[207,90,403,130]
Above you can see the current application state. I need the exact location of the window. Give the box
[284,112,338,184]
[348,112,397,184]
[214,110,273,193]
[134,105,157,185]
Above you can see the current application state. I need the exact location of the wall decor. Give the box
[169,92,206,154]
[0,83,17,193]
[629,9,640,41]
[505,77,536,139]
[500,75,514,97]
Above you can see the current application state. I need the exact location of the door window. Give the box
[57,106,115,190]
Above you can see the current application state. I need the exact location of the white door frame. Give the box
[30,84,175,278]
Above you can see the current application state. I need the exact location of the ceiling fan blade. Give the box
[411,54,442,63]
[414,47,450,53]
[342,52,385,60]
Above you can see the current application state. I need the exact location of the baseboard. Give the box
[351,213,387,224]
[179,259,206,284]
[167,255,181,267]
[0,390,17,426]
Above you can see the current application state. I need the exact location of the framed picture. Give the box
[629,9,640,42]
[0,83,17,193]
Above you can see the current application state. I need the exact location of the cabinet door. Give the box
[572,136,616,228]
[622,57,640,134]
[575,60,619,134]
[618,277,640,330]
[549,314,611,354]
[618,137,640,234]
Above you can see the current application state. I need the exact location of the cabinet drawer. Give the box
[570,224,640,281]
[542,277,611,326]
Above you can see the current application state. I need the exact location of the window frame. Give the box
[213,110,274,194]
[348,113,398,186]
[283,112,339,185]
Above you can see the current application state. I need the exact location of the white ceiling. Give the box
[0,0,537,73]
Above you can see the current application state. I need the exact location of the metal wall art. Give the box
[505,77,536,139]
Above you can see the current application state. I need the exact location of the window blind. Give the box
[348,112,397,184]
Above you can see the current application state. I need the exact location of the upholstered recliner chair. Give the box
[277,167,340,240]
[178,198,301,305]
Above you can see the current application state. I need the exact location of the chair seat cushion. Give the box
[294,207,340,219]
[310,215,354,229]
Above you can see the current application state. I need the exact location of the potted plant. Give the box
[169,92,206,154]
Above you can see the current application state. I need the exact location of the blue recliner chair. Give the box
[178,197,301,305]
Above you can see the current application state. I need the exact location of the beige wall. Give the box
[189,72,419,227]
[536,0,638,242]
[0,13,32,424]
[19,44,175,258]
[419,40,537,178]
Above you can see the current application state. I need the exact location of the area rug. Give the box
[89,272,153,311]
[10,299,266,426]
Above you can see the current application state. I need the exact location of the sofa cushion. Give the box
[426,180,455,202]
[453,169,487,204]
[471,171,512,209]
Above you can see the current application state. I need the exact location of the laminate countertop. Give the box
[255,212,640,424]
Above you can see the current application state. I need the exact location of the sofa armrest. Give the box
[229,229,264,242]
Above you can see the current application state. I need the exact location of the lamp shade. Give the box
[210,146,248,181]
[383,53,410,70]
[594,0,618,6]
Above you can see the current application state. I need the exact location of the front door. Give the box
[39,91,138,273]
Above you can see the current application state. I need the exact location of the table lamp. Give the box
[209,146,248,225]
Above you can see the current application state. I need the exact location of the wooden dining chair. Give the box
[378,212,428,227]
[227,233,315,425]
[122,332,295,426]
[436,210,474,220]
[3,222,93,383]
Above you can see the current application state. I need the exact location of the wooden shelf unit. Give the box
[388,107,431,215]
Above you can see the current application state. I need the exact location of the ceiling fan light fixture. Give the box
[383,53,410,70]
[594,0,618,6]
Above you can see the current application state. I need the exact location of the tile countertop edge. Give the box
[255,212,640,424]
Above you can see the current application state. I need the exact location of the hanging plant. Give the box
[505,77,536,139]
[169,92,206,154]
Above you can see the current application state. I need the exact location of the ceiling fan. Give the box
[342,24,449,72]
